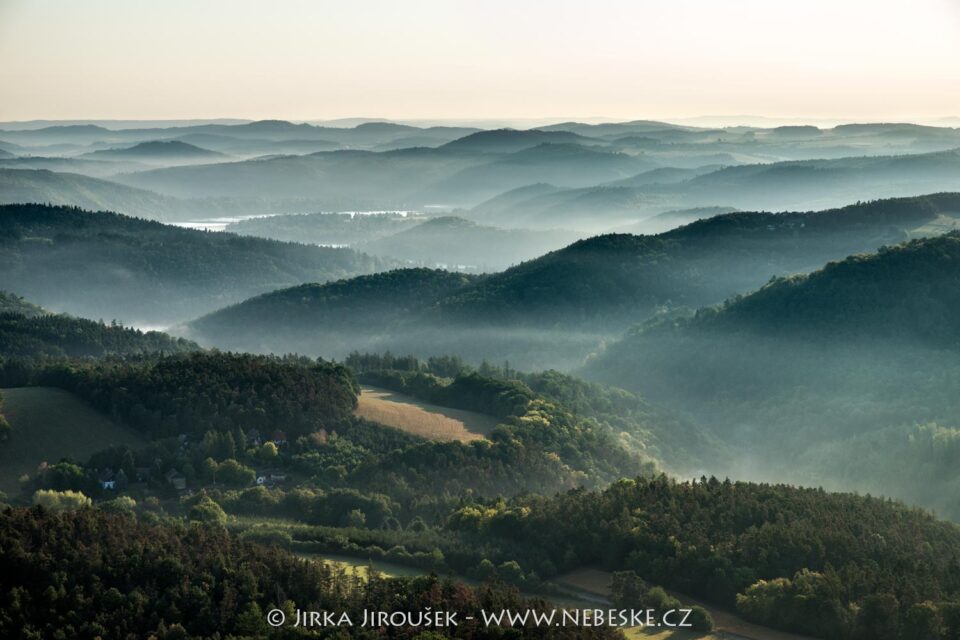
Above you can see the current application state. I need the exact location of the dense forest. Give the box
[355,369,651,486]
[40,352,359,439]
[0,300,196,364]
[0,291,45,317]
[188,194,960,369]
[7,113,960,640]
[0,203,392,324]
[444,476,960,639]
[435,193,960,327]
[0,506,619,639]
[585,231,960,518]
[3,309,658,500]
[188,269,479,353]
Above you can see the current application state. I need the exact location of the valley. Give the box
[4,118,960,640]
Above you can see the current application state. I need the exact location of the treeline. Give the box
[431,193,960,328]
[346,351,720,472]
[0,304,196,366]
[445,475,960,639]
[0,203,391,324]
[188,268,479,343]
[16,349,649,503]
[689,231,960,346]
[0,506,619,639]
[355,368,652,488]
[40,352,358,438]
[583,231,960,517]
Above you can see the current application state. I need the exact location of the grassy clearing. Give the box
[356,385,500,442]
[0,387,147,495]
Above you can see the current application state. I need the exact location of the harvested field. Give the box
[356,385,499,442]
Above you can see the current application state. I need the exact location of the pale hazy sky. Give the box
[1,0,959,123]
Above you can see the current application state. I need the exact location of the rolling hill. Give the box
[468,183,675,231]
[81,140,226,163]
[439,128,597,153]
[0,203,394,325]
[357,216,582,271]
[186,268,477,353]
[676,148,960,211]
[418,143,658,206]
[9,121,949,221]
[227,211,424,246]
[187,194,960,369]
[0,291,46,318]
[0,296,198,362]
[438,193,960,328]
[0,387,148,494]
[583,231,960,518]
[0,168,190,219]
[613,206,739,234]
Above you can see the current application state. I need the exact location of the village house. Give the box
[98,468,116,490]
[164,468,187,491]
[255,469,288,486]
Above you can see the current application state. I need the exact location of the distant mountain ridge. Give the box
[81,140,225,161]
[5,120,960,227]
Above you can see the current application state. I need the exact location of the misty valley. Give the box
[5,116,960,640]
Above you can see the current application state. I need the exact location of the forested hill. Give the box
[584,230,960,417]
[456,475,960,639]
[0,311,197,365]
[434,192,960,327]
[183,194,960,367]
[0,168,188,219]
[187,268,479,351]
[582,232,960,521]
[0,507,617,640]
[0,203,394,325]
[46,352,359,439]
[646,230,960,346]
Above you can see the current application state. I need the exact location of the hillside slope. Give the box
[584,232,960,517]
[358,216,582,270]
[438,193,960,328]
[0,204,393,325]
[187,268,477,354]
[0,387,147,494]
[187,194,960,368]
[0,168,189,219]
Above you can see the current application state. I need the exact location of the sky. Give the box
[1,0,959,124]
